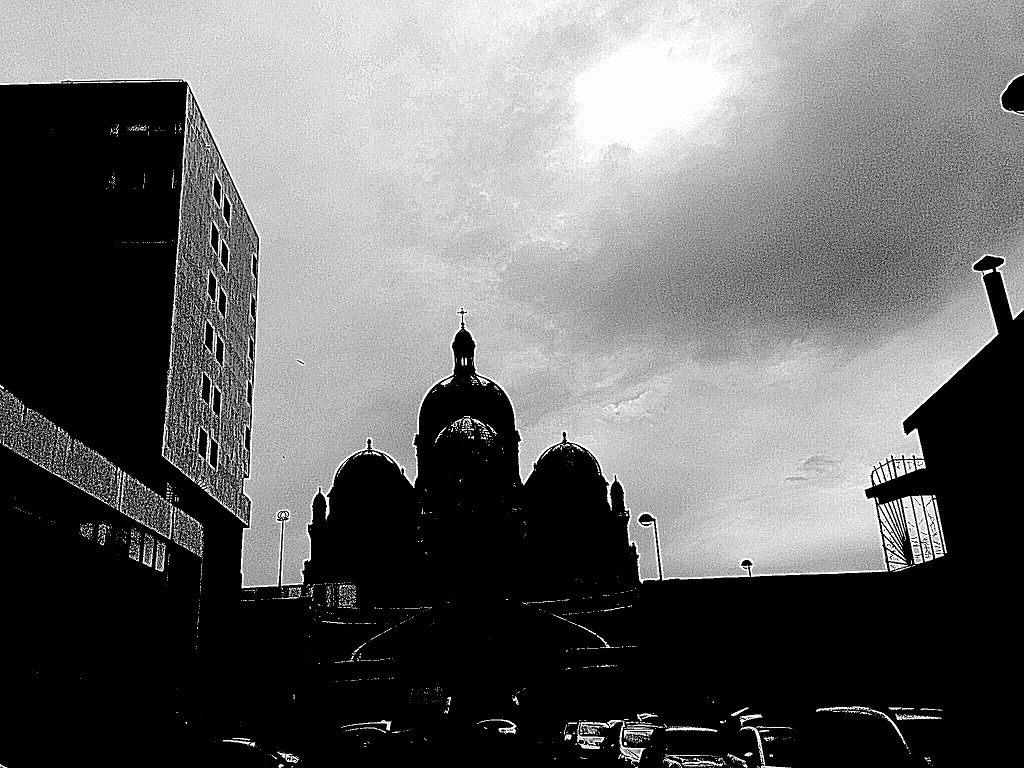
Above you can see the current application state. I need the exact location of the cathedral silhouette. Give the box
[302,313,640,606]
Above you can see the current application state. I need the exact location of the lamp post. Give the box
[740,559,753,578]
[277,509,290,590]
[637,513,663,581]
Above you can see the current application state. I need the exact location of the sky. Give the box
[6,0,1024,584]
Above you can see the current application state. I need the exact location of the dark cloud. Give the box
[501,2,1024,361]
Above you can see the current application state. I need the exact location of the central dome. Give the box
[417,322,516,445]
[419,372,515,444]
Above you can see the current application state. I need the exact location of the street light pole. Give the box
[277,509,290,590]
[740,559,753,578]
[637,513,664,581]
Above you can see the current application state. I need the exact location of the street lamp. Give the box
[637,513,663,581]
[276,509,290,590]
[740,559,753,578]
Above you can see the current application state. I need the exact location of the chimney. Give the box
[973,254,1014,334]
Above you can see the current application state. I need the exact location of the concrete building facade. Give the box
[0,80,259,752]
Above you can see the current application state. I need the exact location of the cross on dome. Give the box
[458,307,468,329]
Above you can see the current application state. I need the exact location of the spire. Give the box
[562,431,567,444]
[610,475,626,516]
[452,308,476,374]
[367,438,373,451]
[312,485,327,522]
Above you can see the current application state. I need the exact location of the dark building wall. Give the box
[0,82,258,698]
[903,312,1023,568]
[0,81,187,490]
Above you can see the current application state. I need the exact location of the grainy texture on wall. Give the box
[164,86,258,527]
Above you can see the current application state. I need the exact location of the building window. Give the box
[201,373,211,403]
[251,253,258,279]
[246,381,252,405]
[142,533,155,567]
[197,427,208,459]
[220,241,230,270]
[212,386,221,415]
[97,521,111,546]
[155,541,167,572]
[213,177,222,204]
[207,272,217,302]
[129,527,142,561]
[79,521,96,541]
[248,336,255,361]
[210,223,219,253]
[218,288,227,317]
[209,438,219,469]
[216,335,224,365]
[250,296,257,321]
[204,322,214,352]
[245,426,251,451]
[223,196,232,223]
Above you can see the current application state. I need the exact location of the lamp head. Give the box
[276,509,291,523]
[637,513,656,526]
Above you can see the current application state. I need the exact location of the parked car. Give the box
[730,725,796,768]
[578,721,611,753]
[889,708,947,767]
[793,706,923,768]
[210,737,299,768]
[618,720,659,765]
[638,726,728,768]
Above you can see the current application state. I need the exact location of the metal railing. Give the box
[869,455,945,572]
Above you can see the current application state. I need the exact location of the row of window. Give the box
[201,373,222,415]
[198,424,250,465]
[200,371,250,421]
[212,176,232,224]
[206,270,258,322]
[210,225,231,270]
[78,520,167,573]
[197,427,220,469]
[210,222,258,283]
[197,175,256,473]
[204,321,224,364]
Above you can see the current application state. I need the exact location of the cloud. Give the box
[485,1,1024,365]
[783,453,846,484]
[599,374,673,423]
[800,454,844,475]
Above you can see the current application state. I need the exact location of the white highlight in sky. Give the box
[574,42,727,152]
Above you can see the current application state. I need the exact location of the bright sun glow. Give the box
[574,42,727,153]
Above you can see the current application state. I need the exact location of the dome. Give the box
[418,373,515,445]
[435,415,498,450]
[417,318,517,447]
[329,438,407,497]
[532,431,603,479]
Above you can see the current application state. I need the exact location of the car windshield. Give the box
[659,730,722,756]
[623,728,654,747]
[580,723,604,736]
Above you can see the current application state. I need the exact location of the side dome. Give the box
[530,431,603,481]
[329,438,408,498]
